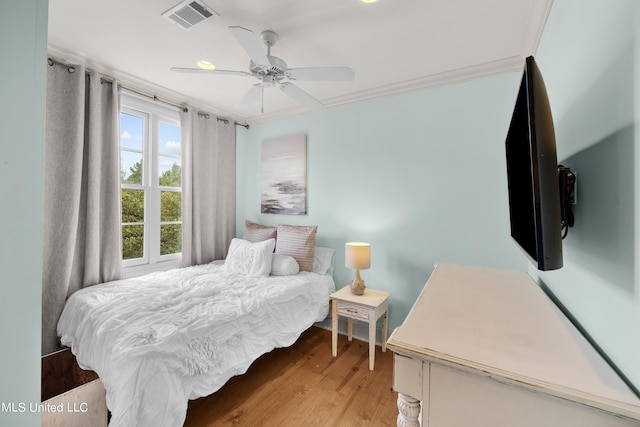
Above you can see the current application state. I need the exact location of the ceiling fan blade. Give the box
[170,67,252,77]
[228,26,270,68]
[280,82,323,111]
[235,84,263,110]
[285,66,355,81]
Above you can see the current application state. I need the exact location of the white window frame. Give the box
[120,92,182,277]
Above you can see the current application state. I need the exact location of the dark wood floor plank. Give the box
[184,327,397,426]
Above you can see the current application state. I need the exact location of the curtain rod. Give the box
[119,85,252,128]
[47,57,249,129]
[120,85,250,129]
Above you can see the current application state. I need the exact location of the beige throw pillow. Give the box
[275,225,317,272]
[244,220,277,243]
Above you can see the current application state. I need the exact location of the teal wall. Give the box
[533,0,640,392]
[0,0,47,425]
[236,71,527,330]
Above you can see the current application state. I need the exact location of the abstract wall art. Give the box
[261,134,307,215]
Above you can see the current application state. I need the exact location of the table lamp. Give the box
[345,242,371,295]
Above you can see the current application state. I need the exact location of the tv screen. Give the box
[505,56,563,271]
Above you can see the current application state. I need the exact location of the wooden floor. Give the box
[184,326,398,426]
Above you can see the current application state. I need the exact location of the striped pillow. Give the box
[244,220,277,243]
[275,225,318,272]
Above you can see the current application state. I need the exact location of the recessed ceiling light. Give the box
[196,60,215,70]
[361,0,377,3]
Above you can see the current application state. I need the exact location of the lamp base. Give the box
[350,277,365,295]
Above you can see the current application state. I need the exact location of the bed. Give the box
[57,227,335,427]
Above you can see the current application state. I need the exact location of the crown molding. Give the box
[47,51,534,128]
[522,0,555,57]
[244,55,525,126]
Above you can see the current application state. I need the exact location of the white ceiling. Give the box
[47,0,553,125]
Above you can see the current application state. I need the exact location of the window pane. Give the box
[159,121,181,156]
[159,121,181,188]
[160,191,181,222]
[121,151,143,184]
[160,224,181,256]
[159,157,181,187]
[120,113,144,150]
[122,225,144,260]
[122,189,145,223]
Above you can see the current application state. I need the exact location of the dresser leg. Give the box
[397,393,421,427]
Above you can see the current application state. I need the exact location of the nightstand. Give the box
[330,286,390,370]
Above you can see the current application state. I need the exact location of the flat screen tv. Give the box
[505,56,563,271]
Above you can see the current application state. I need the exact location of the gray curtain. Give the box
[181,110,236,267]
[42,60,122,355]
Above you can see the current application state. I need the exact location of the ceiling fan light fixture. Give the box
[196,60,215,70]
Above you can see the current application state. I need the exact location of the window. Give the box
[119,93,182,273]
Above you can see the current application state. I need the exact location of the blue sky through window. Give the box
[158,121,181,183]
[120,112,143,183]
[120,113,181,183]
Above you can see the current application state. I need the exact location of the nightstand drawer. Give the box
[336,302,369,320]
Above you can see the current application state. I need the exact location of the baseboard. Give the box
[314,317,392,348]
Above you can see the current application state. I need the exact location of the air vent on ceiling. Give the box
[161,0,219,31]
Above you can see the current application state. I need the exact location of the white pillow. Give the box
[270,254,300,276]
[224,238,276,277]
[313,247,335,275]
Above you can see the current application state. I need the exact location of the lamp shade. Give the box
[345,242,371,270]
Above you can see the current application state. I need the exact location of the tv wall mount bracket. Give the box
[558,165,576,238]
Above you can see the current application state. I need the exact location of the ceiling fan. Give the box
[171,26,355,112]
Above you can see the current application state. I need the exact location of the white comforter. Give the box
[57,262,335,427]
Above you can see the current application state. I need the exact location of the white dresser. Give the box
[386,263,640,427]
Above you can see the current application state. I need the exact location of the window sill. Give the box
[122,258,182,279]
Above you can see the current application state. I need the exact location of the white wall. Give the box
[533,0,640,393]
[0,0,47,425]
[236,72,526,330]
